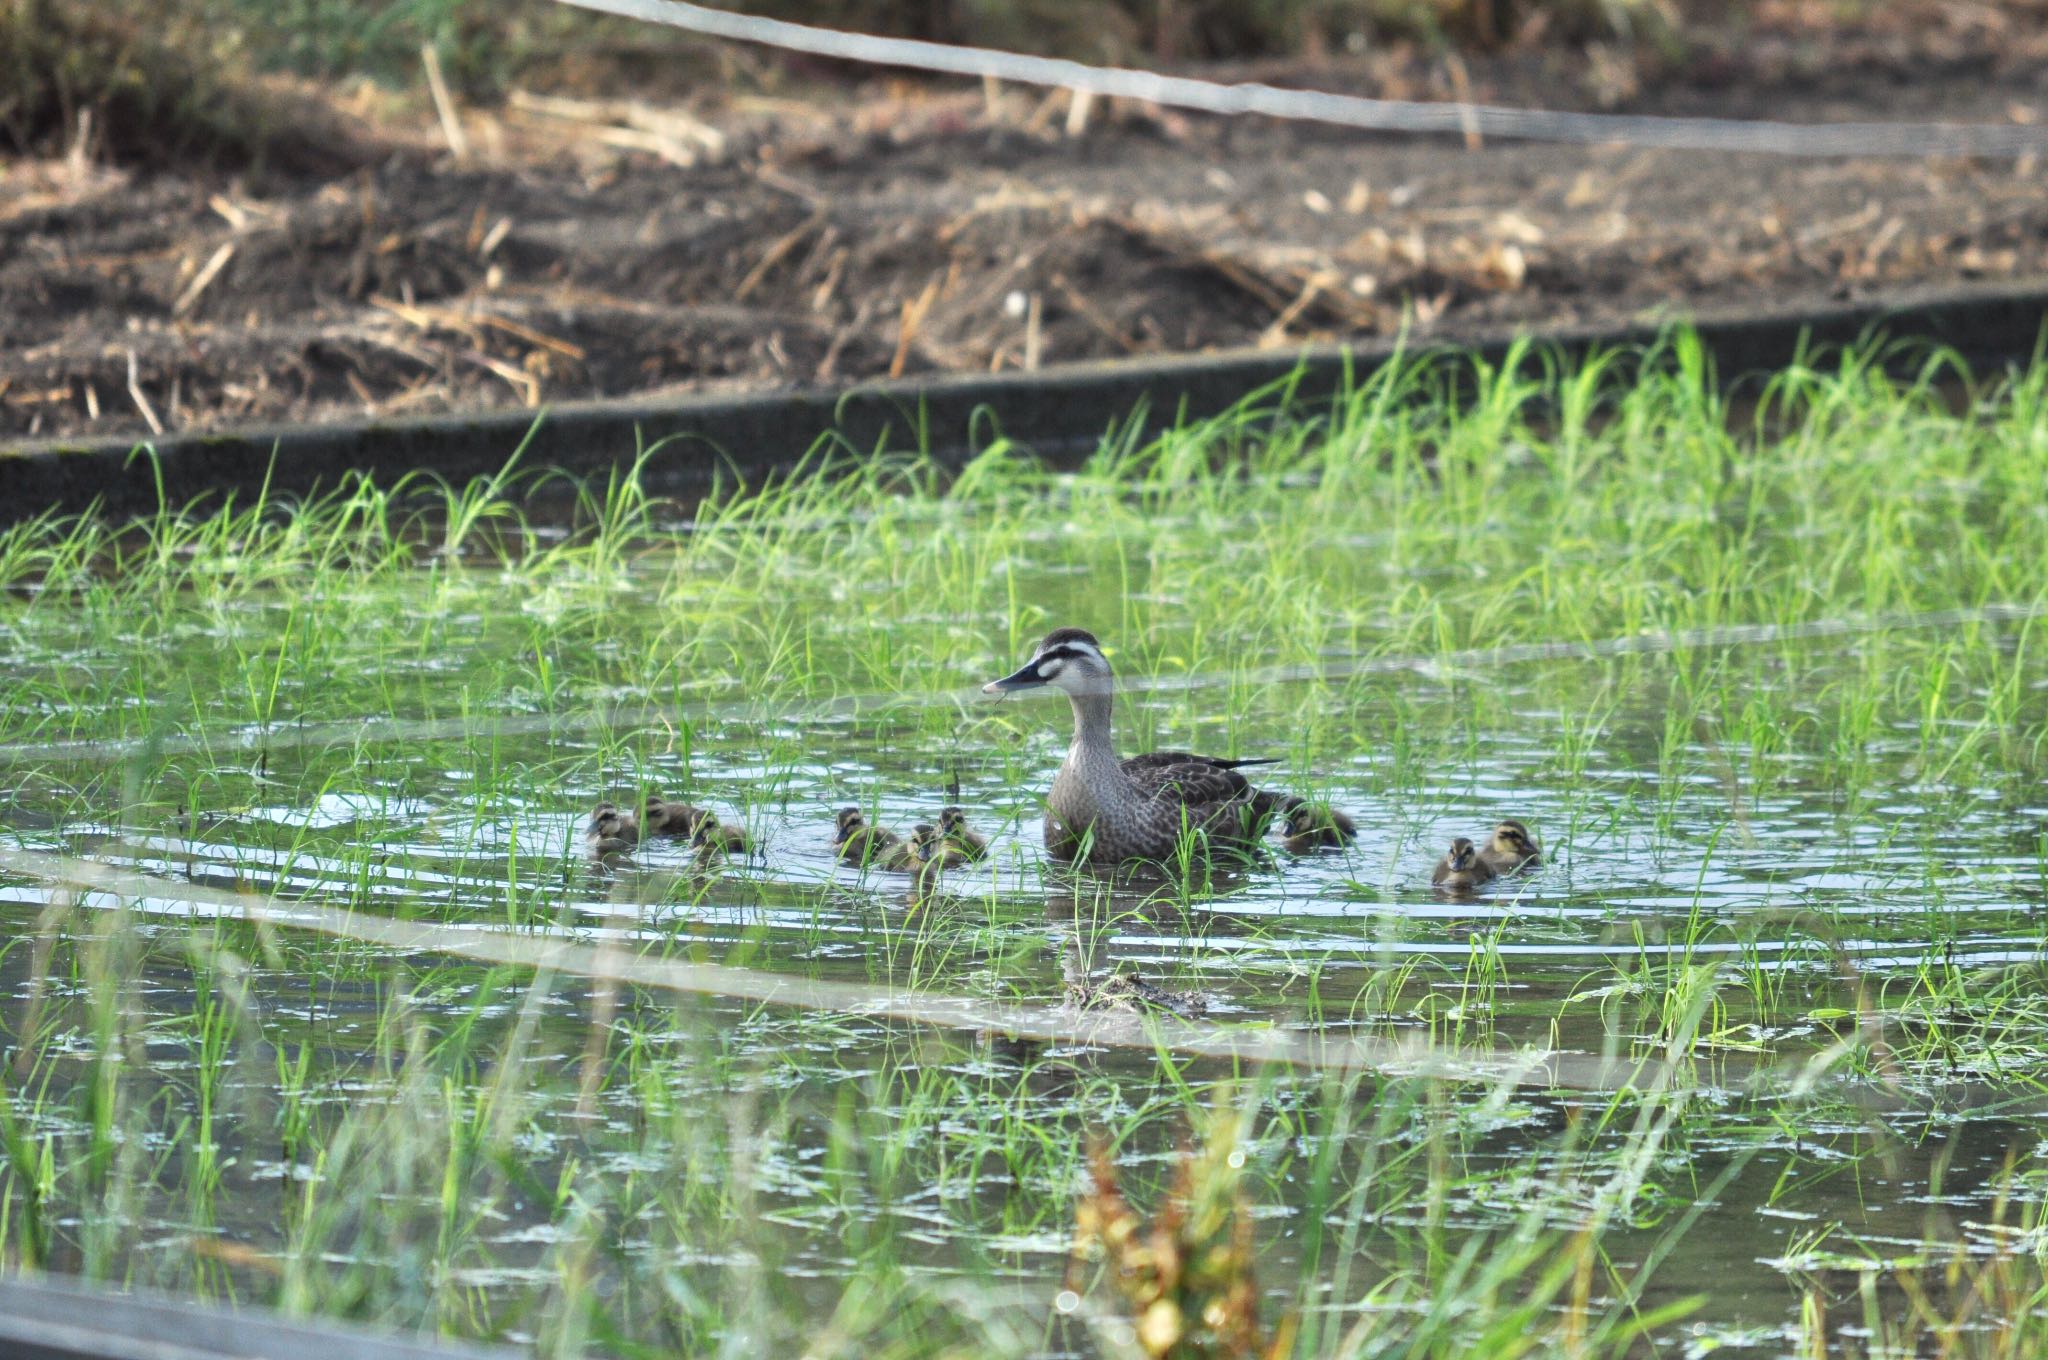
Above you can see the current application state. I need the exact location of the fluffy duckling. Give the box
[640,796,704,839]
[834,806,908,868]
[693,815,754,856]
[1281,801,1358,854]
[584,801,640,858]
[875,837,924,873]
[936,806,989,861]
[1431,836,1496,890]
[1477,819,1541,876]
[1065,964,1208,1020]
[910,822,974,872]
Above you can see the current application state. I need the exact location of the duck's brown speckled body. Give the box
[983,628,1291,865]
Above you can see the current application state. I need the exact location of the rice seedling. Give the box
[0,332,2046,1353]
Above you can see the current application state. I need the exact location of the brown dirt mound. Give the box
[4,9,2047,445]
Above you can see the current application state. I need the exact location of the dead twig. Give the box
[1065,88,1095,138]
[1051,272,1140,353]
[172,242,235,318]
[421,44,470,163]
[509,89,726,161]
[890,276,942,379]
[736,212,826,302]
[816,299,872,382]
[1023,291,1043,370]
[125,349,163,436]
[462,348,540,406]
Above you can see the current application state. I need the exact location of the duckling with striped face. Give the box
[983,627,1294,865]
[1431,836,1495,890]
[910,821,973,871]
[834,806,906,868]
[936,806,988,861]
[1477,820,1541,875]
[584,801,640,858]
[1282,802,1358,854]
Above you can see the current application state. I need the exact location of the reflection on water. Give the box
[3,620,2048,1355]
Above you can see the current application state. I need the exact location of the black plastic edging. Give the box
[0,1271,520,1360]
[2,279,2044,523]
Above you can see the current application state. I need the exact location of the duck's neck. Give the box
[1065,690,1124,787]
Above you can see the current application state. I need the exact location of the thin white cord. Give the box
[555,0,2048,159]
[0,843,1871,1100]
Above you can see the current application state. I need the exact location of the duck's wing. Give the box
[1126,755,1292,824]
[1122,752,1278,775]
[1122,755,1254,805]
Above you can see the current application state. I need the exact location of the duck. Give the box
[1431,836,1496,890]
[1065,964,1208,1020]
[909,822,974,872]
[936,806,989,861]
[1281,801,1358,854]
[1477,819,1541,875]
[640,796,704,839]
[982,627,1297,865]
[834,806,915,869]
[584,801,640,858]
[692,814,754,856]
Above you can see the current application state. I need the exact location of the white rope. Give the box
[555,0,2048,159]
[0,844,1874,1101]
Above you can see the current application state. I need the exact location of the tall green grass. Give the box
[1,334,2047,1354]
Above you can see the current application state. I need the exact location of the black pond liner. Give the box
[2,278,2044,525]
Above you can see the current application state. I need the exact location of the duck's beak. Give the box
[982,659,1046,694]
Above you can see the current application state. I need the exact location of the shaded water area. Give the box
[3,344,2048,1356]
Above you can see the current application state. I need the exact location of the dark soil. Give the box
[6,12,2048,445]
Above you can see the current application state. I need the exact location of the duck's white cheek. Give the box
[1038,661,1065,682]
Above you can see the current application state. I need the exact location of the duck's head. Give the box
[832,806,865,841]
[1487,820,1539,860]
[588,802,629,835]
[983,627,1113,698]
[909,822,940,850]
[1447,836,1478,869]
[938,806,968,833]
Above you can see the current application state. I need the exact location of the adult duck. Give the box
[983,627,1294,865]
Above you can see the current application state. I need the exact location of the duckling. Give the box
[693,815,754,856]
[1065,964,1208,1020]
[1431,836,1496,890]
[640,796,704,839]
[650,796,755,856]
[983,627,1299,864]
[910,822,974,872]
[834,806,908,868]
[1477,819,1541,876]
[584,801,640,858]
[1281,801,1358,854]
[875,836,924,873]
[936,806,989,861]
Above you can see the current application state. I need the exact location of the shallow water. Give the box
[5,378,2048,1354]
[5,576,2047,1354]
